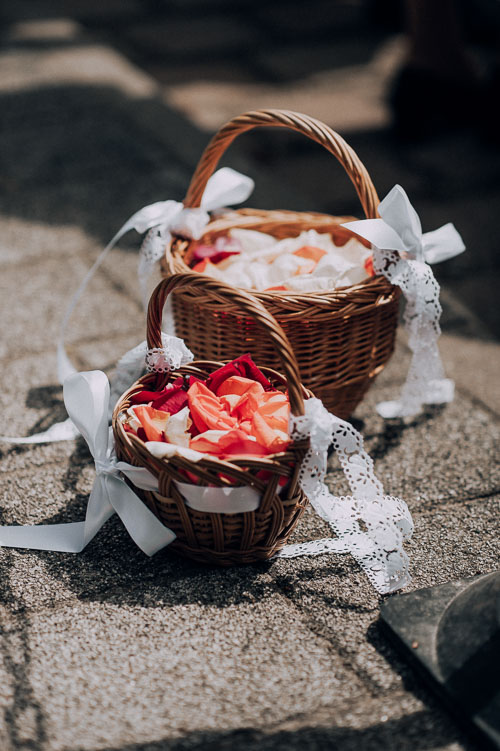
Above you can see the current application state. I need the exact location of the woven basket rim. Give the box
[167,206,395,303]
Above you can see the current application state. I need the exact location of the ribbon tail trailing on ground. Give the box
[0,168,254,445]
[0,371,176,555]
[343,184,465,419]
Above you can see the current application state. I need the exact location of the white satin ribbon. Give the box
[343,184,465,418]
[0,371,176,555]
[58,166,254,384]
[176,483,261,514]
[280,397,413,595]
[0,369,262,552]
[0,169,253,446]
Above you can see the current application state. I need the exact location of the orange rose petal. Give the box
[190,430,226,455]
[219,393,241,412]
[238,419,253,435]
[219,429,269,457]
[133,405,170,442]
[190,428,268,457]
[251,411,290,453]
[237,386,275,421]
[216,376,264,398]
[293,245,327,263]
[254,392,290,431]
[295,259,317,275]
[264,285,288,291]
[192,258,210,273]
[187,381,237,432]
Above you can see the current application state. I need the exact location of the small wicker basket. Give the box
[163,109,400,420]
[112,273,313,565]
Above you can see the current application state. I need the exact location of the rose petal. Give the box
[192,243,241,265]
[191,428,269,457]
[187,381,237,433]
[251,411,290,452]
[206,354,273,393]
[164,406,192,447]
[293,245,327,263]
[133,405,170,442]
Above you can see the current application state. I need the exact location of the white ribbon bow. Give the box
[280,398,413,594]
[342,185,465,418]
[0,371,176,555]
[58,166,254,384]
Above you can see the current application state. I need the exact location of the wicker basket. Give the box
[163,109,400,420]
[112,273,313,566]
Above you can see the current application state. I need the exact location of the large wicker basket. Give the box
[163,109,400,420]
[112,273,313,565]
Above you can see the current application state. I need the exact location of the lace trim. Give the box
[138,227,169,309]
[374,249,454,417]
[279,398,413,594]
[108,333,194,414]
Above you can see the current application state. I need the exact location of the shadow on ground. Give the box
[0,84,190,247]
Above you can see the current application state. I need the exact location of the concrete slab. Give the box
[0,594,365,751]
[439,331,500,416]
[0,255,139,361]
[354,342,500,506]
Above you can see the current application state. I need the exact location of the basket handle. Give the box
[183,109,379,218]
[147,273,305,416]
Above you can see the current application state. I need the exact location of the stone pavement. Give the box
[0,9,499,751]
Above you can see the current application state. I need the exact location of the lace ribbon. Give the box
[279,398,414,594]
[109,333,193,413]
[145,335,194,374]
[343,185,465,418]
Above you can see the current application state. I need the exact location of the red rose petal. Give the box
[206,354,273,394]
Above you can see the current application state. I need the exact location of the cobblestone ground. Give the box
[0,4,499,751]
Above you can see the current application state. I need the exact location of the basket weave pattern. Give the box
[113,274,312,566]
[163,110,400,419]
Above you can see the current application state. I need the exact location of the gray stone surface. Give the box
[0,595,363,751]
[355,345,500,505]
[1,9,499,751]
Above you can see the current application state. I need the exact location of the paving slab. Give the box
[0,593,365,751]
[439,331,500,416]
[0,255,140,362]
[277,495,499,694]
[352,338,500,505]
